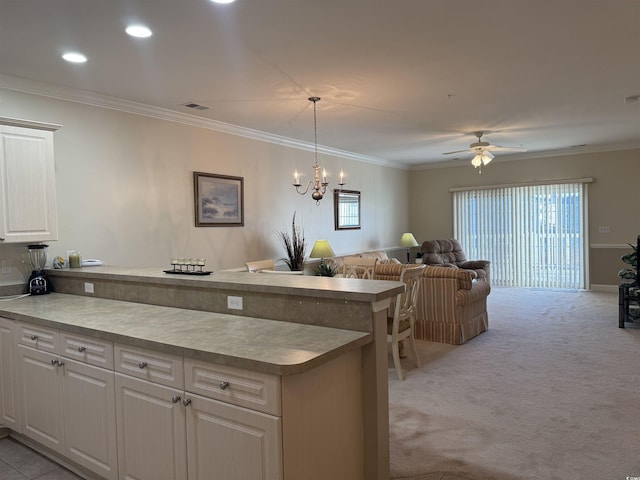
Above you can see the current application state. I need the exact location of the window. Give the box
[453,181,590,289]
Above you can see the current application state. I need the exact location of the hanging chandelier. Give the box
[293,97,345,205]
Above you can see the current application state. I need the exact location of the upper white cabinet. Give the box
[0,117,60,243]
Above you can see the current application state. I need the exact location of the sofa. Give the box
[326,250,401,277]
[421,239,490,283]
[374,263,490,345]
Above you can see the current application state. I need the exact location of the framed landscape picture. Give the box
[194,172,244,227]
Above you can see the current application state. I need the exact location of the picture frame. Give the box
[194,172,244,227]
[334,189,361,230]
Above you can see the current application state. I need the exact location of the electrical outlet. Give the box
[84,282,94,294]
[227,296,243,310]
[598,226,610,233]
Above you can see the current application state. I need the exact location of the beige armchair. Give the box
[375,263,490,345]
[421,239,490,282]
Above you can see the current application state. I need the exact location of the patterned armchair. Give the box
[375,263,490,345]
[421,239,490,283]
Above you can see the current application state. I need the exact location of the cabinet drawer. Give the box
[115,344,183,389]
[16,322,59,353]
[60,332,114,369]
[185,359,281,416]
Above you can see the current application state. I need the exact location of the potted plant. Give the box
[277,212,306,271]
[316,262,338,277]
[618,241,639,321]
[618,242,637,283]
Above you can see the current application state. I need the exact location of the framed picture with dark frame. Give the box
[334,189,361,230]
[194,172,244,227]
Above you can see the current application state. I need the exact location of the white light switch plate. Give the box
[227,296,243,310]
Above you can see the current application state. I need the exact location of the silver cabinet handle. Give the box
[51,359,64,367]
[51,359,58,365]
[77,346,86,352]
[182,398,192,407]
[138,362,148,369]
[219,381,230,390]
[57,360,65,367]
[171,395,181,404]
[30,335,38,341]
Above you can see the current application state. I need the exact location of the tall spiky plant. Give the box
[277,212,306,271]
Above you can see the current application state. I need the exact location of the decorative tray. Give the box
[163,270,213,276]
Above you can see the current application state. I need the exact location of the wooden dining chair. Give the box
[342,257,378,279]
[246,259,275,273]
[387,264,426,380]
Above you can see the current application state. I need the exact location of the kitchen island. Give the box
[0,266,404,480]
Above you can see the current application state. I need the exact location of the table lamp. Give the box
[309,240,335,265]
[400,233,419,263]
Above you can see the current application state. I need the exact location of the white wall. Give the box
[1,88,410,284]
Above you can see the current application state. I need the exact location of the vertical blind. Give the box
[453,182,588,289]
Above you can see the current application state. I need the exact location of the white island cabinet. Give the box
[0,317,20,432]
[0,117,60,243]
[0,285,391,480]
[15,322,119,480]
[114,344,281,480]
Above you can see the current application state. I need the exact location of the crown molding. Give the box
[0,74,400,169]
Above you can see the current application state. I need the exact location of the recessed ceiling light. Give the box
[62,52,87,63]
[210,0,236,4]
[126,25,152,38]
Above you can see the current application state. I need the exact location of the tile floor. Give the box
[0,437,83,480]
[0,435,477,480]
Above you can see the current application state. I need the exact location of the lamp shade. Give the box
[399,233,419,248]
[309,240,335,258]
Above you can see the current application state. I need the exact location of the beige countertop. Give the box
[0,293,371,376]
[47,265,405,302]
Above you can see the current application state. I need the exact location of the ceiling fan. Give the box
[443,131,527,171]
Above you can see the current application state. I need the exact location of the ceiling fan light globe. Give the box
[471,155,482,167]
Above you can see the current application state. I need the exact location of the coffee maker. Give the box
[25,244,50,295]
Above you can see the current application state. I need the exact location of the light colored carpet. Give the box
[388,286,640,480]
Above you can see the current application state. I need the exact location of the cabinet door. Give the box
[115,373,187,480]
[17,344,64,454]
[62,357,118,480]
[0,318,20,431]
[0,124,58,242]
[186,393,282,480]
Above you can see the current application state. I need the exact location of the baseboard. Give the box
[590,284,618,293]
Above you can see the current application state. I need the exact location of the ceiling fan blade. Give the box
[486,144,528,152]
[442,149,472,155]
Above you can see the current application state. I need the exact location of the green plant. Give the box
[618,243,637,282]
[277,212,306,271]
[316,262,337,277]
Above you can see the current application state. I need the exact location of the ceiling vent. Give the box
[181,102,210,111]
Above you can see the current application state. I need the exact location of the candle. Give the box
[340,170,344,184]
[323,169,327,183]
[294,170,299,184]
[69,252,81,268]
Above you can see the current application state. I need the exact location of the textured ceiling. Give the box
[1,0,639,168]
